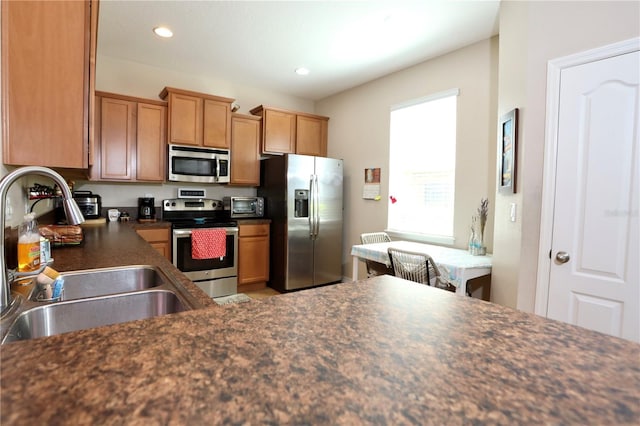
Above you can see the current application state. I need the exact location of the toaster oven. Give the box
[72,191,101,219]
[223,196,264,218]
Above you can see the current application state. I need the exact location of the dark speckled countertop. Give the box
[1,224,639,425]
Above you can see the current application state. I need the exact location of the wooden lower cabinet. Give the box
[238,223,270,292]
[136,228,171,261]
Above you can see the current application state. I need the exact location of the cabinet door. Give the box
[203,99,231,148]
[263,109,296,154]
[168,92,202,146]
[230,115,261,186]
[2,0,93,168]
[238,224,270,285]
[99,97,136,180]
[136,228,171,261]
[296,115,328,157]
[137,103,167,181]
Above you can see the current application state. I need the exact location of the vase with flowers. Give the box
[469,198,488,255]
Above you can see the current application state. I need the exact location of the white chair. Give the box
[360,232,393,277]
[387,247,456,292]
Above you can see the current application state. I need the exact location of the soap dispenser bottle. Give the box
[18,212,41,272]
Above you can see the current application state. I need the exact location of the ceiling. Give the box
[97,1,501,101]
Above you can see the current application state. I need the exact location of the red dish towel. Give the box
[191,228,227,259]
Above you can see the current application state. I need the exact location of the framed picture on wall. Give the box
[498,108,518,194]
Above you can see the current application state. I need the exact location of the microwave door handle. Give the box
[213,157,219,182]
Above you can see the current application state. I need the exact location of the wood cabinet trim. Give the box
[159,86,234,104]
[249,104,329,121]
[232,112,261,121]
[95,91,167,107]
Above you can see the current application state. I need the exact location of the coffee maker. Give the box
[138,197,155,221]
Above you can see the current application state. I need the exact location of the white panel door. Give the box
[547,51,639,342]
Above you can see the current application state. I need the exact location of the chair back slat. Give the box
[360,232,391,244]
[360,232,393,277]
[387,247,456,292]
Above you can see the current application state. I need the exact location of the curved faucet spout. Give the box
[0,166,85,316]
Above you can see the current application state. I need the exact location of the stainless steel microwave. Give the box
[168,144,230,184]
[223,196,265,218]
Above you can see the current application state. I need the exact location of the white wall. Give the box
[494,0,640,311]
[316,37,499,279]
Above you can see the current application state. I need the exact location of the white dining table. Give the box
[351,241,492,296]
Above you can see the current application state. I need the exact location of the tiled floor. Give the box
[244,287,281,300]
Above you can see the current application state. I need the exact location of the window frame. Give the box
[386,88,459,245]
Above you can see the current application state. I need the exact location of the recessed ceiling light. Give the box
[295,67,310,76]
[153,26,173,38]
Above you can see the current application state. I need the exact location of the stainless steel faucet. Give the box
[0,166,85,316]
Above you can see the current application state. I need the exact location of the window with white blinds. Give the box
[387,89,458,244]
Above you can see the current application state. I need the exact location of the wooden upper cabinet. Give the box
[166,92,202,146]
[250,105,329,156]
[230,114,261,186]
[1,0,98,168]
[136,103,167,181]
[203,99,231,149]
[98,97,136,180]
[296,115,328,157]
[92,92,167,182]
[250,106,296,154]
[160,87,233,148]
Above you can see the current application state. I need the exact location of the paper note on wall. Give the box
[363,167,382,200]
[363,184,381,200]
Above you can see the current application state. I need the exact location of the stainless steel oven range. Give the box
[163,198,238,298]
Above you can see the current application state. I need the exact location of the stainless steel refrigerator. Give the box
[258,154,343,292]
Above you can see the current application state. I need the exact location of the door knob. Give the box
[555,251,570,264]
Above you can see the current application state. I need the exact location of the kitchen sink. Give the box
[1,265,203,344]
[2,290,188,343]
[52,265,169,300]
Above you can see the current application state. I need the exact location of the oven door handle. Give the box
[172,228,239,237]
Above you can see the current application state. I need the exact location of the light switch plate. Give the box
[510,203,517,222]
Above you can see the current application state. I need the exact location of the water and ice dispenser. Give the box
[294,190,309,218]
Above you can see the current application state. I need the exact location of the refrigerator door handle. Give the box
[309,175,315,239]
[309,174,319,240]
[313,174,320,239]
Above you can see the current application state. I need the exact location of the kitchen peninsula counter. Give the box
[2,266,639,424]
